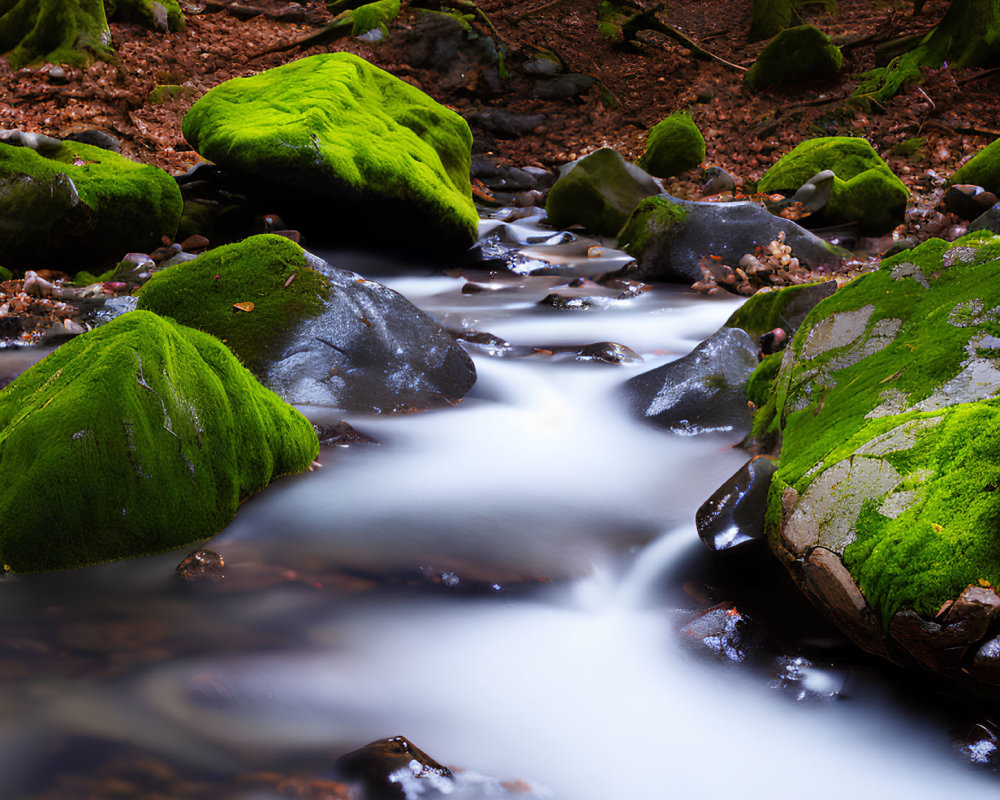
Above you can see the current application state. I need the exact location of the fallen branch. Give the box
[198,0,329,24]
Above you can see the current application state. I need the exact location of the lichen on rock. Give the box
[0,310,318,572]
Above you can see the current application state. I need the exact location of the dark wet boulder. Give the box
[744,25,842,92]
[338,736,453,799]
[137,234,476,413]
[182,52,478,252]
[624,326,758,442]
[0,131,182,271]
[637,110,705,179]
[0,310,318,572]
[757,137,908,235]
[545,148,659,237]
[751,231,1000,696]
[696,456,776,551]
[617,194,843,283]
[944,184,998,220]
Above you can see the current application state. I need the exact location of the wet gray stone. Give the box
[624,327,758,441]
[696,456,776,551]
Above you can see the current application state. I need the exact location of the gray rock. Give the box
[696,456,776,551]
[679,602,765,663]
[261,252,476,412]
[624,326,758,441]
[619,196,845,283]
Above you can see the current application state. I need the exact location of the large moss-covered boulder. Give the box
[950,138,1000,195]
[182,52,477,252]
[0,310,318,572]
[744,25,842,92]
[636,110,705,179]
[617,194,844,283]
[137,234,476,412]
[0,133,182,271]
[750,232,1000,693]
[545,148,659,237]
[757,137,908,236]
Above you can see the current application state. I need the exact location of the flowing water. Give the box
[1,213,999,799]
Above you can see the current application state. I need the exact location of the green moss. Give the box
[147,84,195,104]
[747,351,783,408]
[637,110,705,179]
[350,0,399,35]
[725,280,836,341]
[0,310,318,572]
[758,136,908,235]
[0,0,112,68]
[136,234,329,371]
[748,0,802,42]
[545,148,659,237]
[763,233,1000,621]
[182,52,477,250]
[950,137,1000,194]
[616,194,689,257]
[744,25,843,92]
[0,139,182,270]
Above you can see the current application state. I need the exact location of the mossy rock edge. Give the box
[0,310,318,572]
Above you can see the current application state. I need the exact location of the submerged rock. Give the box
[617,195,844,283]
[137,235,476,412]
[182,53,478,251]
[624,326,758,441]
[751,230,1000,696]
[0,311,318,572]
[696,456,776,551]
[0,133,182,270]
[757,136,908,235]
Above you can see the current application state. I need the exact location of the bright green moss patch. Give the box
[764,233,1000,622]
[0,139,182,270]
[350,0,400,35]
[0,310,318,572]
[637,110,705,179]
[616,194,689,256]
[747,351,783,409]
[182,52,477,250]
[744,25,842,92]
[758,136,908,235]
[950,137,1000,195]
[137,234,329,371]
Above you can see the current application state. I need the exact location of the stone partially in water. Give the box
[679,602,766,663]
[338,736,453,799]
[0,311,318,572]
[696,455,776,551]
[624,326,758,441]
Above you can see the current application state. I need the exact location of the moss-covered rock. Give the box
[545,148,659,237]
[950,138,1000,195]
[0,310,318,572]
[0,136,182,271]
[748,0,801,42]
[724,279,837,342]
[105,0,185,32]
[138,234,477,412]
[182,52,477,252]
[349,0,399,36]
[617,194,844,283]
[0,0,111,68]
[754,232,1000,690]
[137,234,329,372]
[757,136,908,235]
[636,110,705,179]
[744,25,842,92]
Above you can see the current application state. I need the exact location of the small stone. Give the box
[338,736,453,799]
[944,184,998,220]
[770,655,849,701]
[679,601,765,663]
[175,549,226,582]
[696,456,776,551]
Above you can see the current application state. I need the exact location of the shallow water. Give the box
[1,217,999,799]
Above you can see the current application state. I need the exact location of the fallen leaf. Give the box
[233,302,255,312]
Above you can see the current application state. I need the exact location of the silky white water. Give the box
[0,227,997,799]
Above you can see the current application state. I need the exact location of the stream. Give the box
[2,210,1000,799]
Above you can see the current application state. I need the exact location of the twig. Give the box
[510,0,565,21]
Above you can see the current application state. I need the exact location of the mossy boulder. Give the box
[0,0,112,68]
[545,148,659,237]
[105,0,185,32]
[348,0,400,36]
[182,52,477,252]
[636,110,705,179]
[950,138,1000,195]
[752,231,1000,692]
[617,194,844,283]
[757,137,908,235]
[137,234,476,412]
[724,279,837,342]
[0,135,182,271]
[744,25,842,92]
[0,310,318,572]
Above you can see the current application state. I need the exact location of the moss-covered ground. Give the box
[137,234,330,371]
[0,310,318,572]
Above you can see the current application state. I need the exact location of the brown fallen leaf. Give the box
[233,301,255,312]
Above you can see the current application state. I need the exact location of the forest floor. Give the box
[2,1,999,249]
